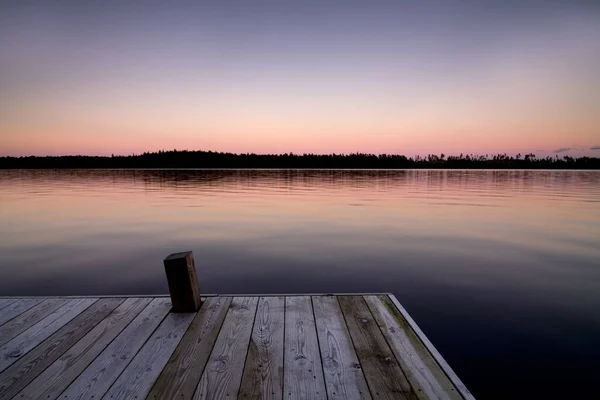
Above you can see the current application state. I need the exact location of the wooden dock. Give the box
[0,294,473,400]
[0,252,474,399]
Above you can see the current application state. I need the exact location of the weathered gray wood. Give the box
[364,296,461,400]
[15,297,152,400]
[0,298,69,346]
[58,297,171,400]
[239,296,285,400]
[164,251,202,312]
[194,296,259,399]
[338,296,413,400]
[388,295,475,400]
[0,298,122,399]
[0,298,97,374]
[0,299,42,328]
[148,296,233,399]
[102,311,195,399]
[283,296,327,400]
[313,296,372,400]
[0,299,17,312]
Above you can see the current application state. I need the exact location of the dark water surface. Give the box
[1,169,599,398]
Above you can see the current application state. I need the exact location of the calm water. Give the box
[1,169,599,398]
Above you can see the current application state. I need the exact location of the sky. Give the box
[1,0,599,157]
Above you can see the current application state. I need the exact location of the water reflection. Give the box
[0,169,599,399]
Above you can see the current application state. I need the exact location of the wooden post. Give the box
[163,251,201,312]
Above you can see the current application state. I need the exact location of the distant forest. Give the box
[1,150,599,169]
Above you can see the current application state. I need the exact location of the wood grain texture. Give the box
[102,311,196,399]
[0,298,122,399]
[312,296,372,400]
[148,296,233,400]
[0,298,97,374]
[194,296,259,399]
[15,297,151,400]
[0,299,17,312]
[338,296,413,400]
[364,296,462,400]
[239,296,285,400]
[283,296,327,400]
[58,297,171,400]
[0,299,69,347]
[388,295,475,400]
[0,299,43,328]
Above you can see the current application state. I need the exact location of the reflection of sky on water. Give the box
[0,169,599,398]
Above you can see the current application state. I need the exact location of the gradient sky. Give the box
[1,0,599,157]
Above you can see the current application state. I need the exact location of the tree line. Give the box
[1,150,599,169]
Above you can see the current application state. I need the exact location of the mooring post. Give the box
[163,251,201,312]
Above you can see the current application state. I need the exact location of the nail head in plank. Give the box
[57,297,172,400]
[15,297,152,400]
[0,299,69,347]
[194,296,259,399]
[148,296,233,399]
[284,296,327,400]
[338,296,413,400]
[312,296,372,400]
[0,298,122,399]
[101,310,196,399]
[387,295,476,400]
[239,296,285,400]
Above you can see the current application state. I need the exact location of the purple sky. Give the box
[1,1,599,157]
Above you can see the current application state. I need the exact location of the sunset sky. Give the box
[1,0,599,157]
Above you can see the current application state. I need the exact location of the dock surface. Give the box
[0,294,473,399]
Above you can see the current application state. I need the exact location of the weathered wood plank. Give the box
[0,299,17,312]
[388,295,475,400]
[0,299,69,347]
[14,298,151,400]
[239,296,285,400]
[148,297,233,399]
[283,296,327,400]
[313,296,371,400]
[338,296,413,400]
[0,298,97,374]
[0,299,43,328]
[0,298,122,399]
[57,297,171,400]
[364,296,461,400]
[194,296,259,399]
[102,311,195,399]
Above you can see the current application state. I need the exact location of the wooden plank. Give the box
[283,296,327,400]
[238,296,285,400]
[0,298,69,346]
[0,299,17,312]
[14,297,151,400]
[57,297,171,400]
[364,296,461,400]
[388,295,475,400]
[194,296,259,399]
[0,298,123,399]
[312,296,372,400]
[148,297,233,399]
[0,299,43,328]
[0,298,97,374]
[102,311,196,399]
[338,296,413,400]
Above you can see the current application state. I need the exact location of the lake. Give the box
[0,169,598,399]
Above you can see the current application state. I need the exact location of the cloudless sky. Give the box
[1,0,599,157]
